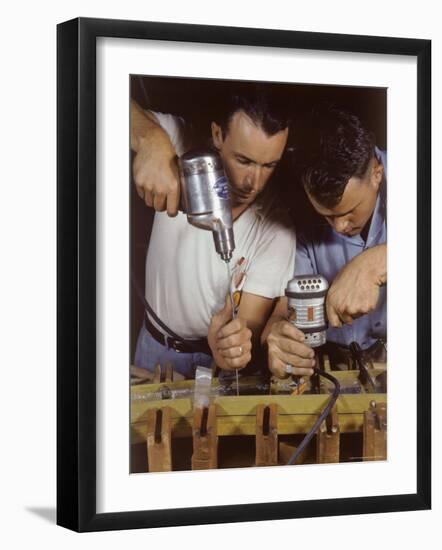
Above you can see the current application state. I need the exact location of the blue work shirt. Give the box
[294,149,387,350]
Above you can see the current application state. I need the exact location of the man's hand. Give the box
[266,319,315,379]
[208,295,252,371]
[326,244,387,327]
[131,101,181,216]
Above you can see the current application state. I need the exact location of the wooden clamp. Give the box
[153,364,162,384]
[153,363,174,384]
[255,404,278,466]
[146,406,172,472]
[164,363,174,383]
[316,405,340,463]
[191,404,218,470]
[363,401,387,461]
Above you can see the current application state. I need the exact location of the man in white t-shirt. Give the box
[131,86,295,378]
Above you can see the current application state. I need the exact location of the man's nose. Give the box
[245,166,264,190]
[335,217,350,234]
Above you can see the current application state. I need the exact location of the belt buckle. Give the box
[167,337,181,353]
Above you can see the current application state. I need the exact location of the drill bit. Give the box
[226,261,239,396]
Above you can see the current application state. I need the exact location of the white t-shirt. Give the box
[144,112,296,339]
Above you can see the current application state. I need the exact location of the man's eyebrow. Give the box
[325,199,364,218]
[234,153,254,162]
[234,152,280,166]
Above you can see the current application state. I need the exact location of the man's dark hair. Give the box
[215,83,290,138]
[295,104,376,208]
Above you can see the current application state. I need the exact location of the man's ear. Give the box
[211,122,223,150]
[372,158,384,191]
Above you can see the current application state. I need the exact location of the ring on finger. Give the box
[238,346,243,356]
[284,364,293,375]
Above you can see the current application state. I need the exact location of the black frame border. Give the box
[57,17,431,532]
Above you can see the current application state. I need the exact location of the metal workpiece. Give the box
[179,149,235,263]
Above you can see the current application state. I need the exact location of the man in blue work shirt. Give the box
[263,105,387,377]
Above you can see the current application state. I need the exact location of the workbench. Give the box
[130,361,387,472]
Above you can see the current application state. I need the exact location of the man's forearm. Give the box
[236,293,276,349]
[325,243,387,326]
[375,243,387,285]
[260,313,286,345]
[363,243,387,286]
[130,99,174,154]
[260,297,288,345]
[131,99,181,214]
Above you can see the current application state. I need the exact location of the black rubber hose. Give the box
[287,367,341,465]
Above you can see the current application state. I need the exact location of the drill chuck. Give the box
[213,226,235,263]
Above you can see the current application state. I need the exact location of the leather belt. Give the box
[144,313,212,355]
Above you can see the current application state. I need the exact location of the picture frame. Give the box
[57,17,431,532]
